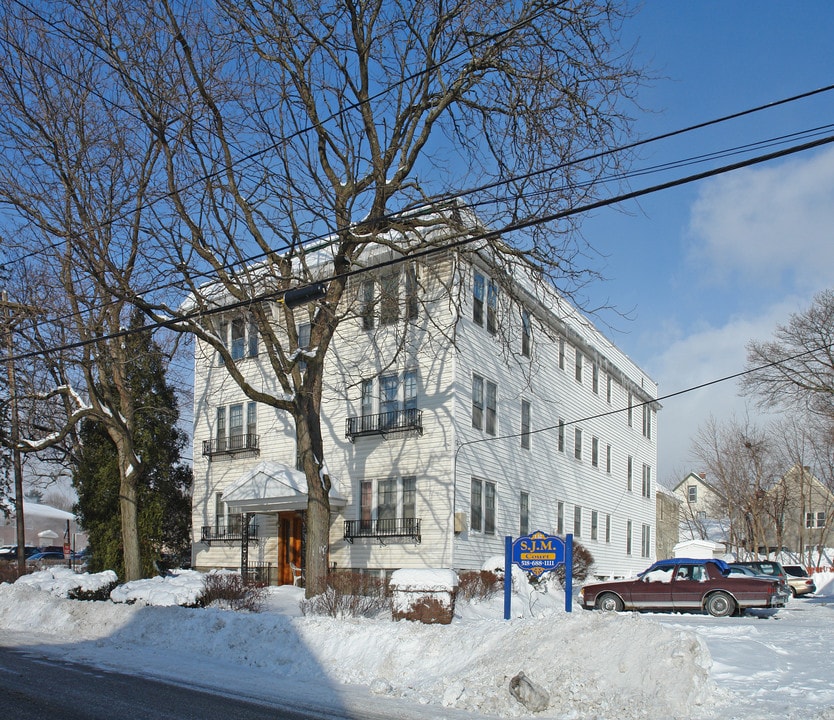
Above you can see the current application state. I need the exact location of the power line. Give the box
[5,112,834,344]
[5,127,834,365]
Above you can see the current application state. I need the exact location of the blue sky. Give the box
[577,3,834,484]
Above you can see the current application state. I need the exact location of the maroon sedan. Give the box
[579,558,789,617]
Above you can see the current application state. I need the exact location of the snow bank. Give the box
[15,566,118,597]
[0,572,715,719]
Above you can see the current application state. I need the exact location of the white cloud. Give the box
[654,295,808,485]
[687,145,834,289]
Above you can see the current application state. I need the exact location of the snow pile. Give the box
[15,566,118,597]
[0,569,715,719]
[109,569,207,606]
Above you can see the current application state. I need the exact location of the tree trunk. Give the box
[115,443,142,581]
[296,403,332,597]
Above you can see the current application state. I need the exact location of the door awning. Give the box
[222,461,346,513]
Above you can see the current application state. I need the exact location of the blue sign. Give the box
[504,531,573,618]
[511,531,565,574]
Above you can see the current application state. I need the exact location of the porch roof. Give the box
[222,461,346,513]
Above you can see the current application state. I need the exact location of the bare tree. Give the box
[743,289,834,419]
[0,7,171,580]
[691,416,784,558]
[15,0,640,593]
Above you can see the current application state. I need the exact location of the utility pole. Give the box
[1,291,31,575]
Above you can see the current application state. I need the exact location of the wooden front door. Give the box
[278,512,303,586]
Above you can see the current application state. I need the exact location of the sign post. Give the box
[504,530,573,619]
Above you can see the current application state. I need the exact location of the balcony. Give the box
[200,523,260,545]
[202,433,260,458]
[345,408,423,441]
[344,517,421,544]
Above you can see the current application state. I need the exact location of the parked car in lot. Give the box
[26,551,67,568]
[733,560,790,595]
[0,545,40,561]
[579,558,790,617]
[782,565,817,597]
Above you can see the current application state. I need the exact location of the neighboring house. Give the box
[655,485,680,561]
[190,233,660,584]
[673,472,724,521]
[767,465,834,562]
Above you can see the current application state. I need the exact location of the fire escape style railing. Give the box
[202,433,260,457]
[344,517,421,544]
[344,408,423,441]
[200,523,259,545]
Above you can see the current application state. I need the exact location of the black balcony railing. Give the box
[344,517,421,544]
[202,433,260,457]
[200,523,259,544]
[345,408,423,441]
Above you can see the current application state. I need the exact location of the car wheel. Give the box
[596,592,624,612]
[790,587,798,598]
[705,591,735,617]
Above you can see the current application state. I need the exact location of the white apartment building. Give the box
[191,240,659,584]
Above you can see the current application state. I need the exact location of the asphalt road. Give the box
[0,645,356,720]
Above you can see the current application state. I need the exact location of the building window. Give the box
[591,436,599,467]
[402,476,417,519]
[641,524,651,558]
[485,482,496,534]
[403,370,418,411]
[592,362,599,394]
[575,349,583,383]
[606,375,612,404]
[487,281,498,334]
[558,420,565,452]
[360,476,417,530]
[642,464,652,498]
[471,478,495,534]
[471,478,482,531]
[521,310,531,357]
[405,264,419,321]
[688,485,697,503]
[246,402,257,438]
[248,316,259,357]
[360,480,373,530]
[591,510,598,541]
[485,380,497,435]
[231,317,246,360]
[520,492,529,536]
[606,444,612,474]
[472,374,484,429]
[627,392,633,427]
[297,322,311,371]
[215,407,227,451]
[642,404,652,440]
[378,478,397,522]
[360,280,375,330]
[574,506,582,537]
[229,403,244,444]
[559,337,565,370]
[574,428,582,461]
[605,514,611,543]
[556,501,564,535]
[627,455,633,492]
[626,520,633,555]
[806,511,826,529]
[473,272,484,326]
[379,374,399,424]
[215,492,241,534]
[361,379,374,417]
[216,321,228,365]
[380,272,400,325]
[521,400,531,450]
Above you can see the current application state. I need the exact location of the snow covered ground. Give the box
[1,567,833,719]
